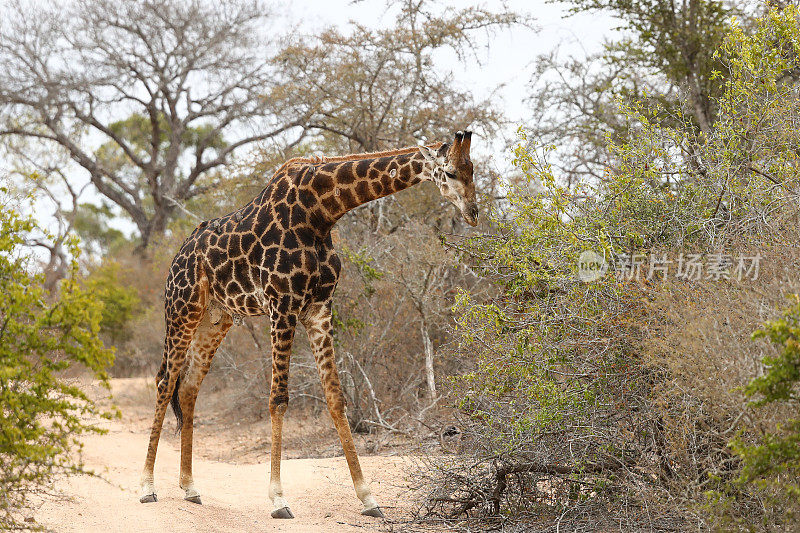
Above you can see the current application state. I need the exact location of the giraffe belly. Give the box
[205,259,270,317]
[261,267,321,315]
[202,223,330,318]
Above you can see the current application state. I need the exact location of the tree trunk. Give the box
[421,318,436,399]
[42,241,68,292]
[135,204,173,254]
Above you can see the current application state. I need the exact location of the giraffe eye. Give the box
[444,171,456,180]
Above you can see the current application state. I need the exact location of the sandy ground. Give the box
[33,378,417,533]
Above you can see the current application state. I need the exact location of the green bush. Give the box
[84,261,141,343]
[0,199,114,530]
[716,296,800,527]
[434,131,656,524]
[425,6,800,530]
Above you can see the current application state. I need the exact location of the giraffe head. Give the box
[419,131,478,226]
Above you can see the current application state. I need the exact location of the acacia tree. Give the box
[0,0,305,250]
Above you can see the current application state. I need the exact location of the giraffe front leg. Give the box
[302,303,384,518]
[267,312,296,519]
[268,402,293,518]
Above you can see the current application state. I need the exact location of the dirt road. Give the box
[33,379,416,532]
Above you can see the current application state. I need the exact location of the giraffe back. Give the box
[164,165,340,321]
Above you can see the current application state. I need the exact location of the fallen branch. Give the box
[490,454,640,515]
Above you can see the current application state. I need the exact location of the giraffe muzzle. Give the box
[463,202,479,227]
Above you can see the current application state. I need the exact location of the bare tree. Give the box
[18,172,86,290]
[0,0,305,250]
[272,0,526,154]
[371,221,476,402]
[390,233,455,400]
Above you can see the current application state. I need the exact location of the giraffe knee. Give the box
[156,377,170,398]
[269,393,289,414]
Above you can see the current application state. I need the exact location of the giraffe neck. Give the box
[302,150,430,229]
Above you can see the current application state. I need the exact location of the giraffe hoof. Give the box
[184,495,202,505]
[271,506,294,519]
[361,506,385,518]
[139,493,157,504]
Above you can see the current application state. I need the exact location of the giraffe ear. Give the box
[437,142,450,158]
[419,145,438,163]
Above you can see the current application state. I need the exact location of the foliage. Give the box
[424,6,800,530]
[707,295,800,529]
[567,0,733,127]
[432,134,655,526]
[528,0,743,184]
[340,245,385,298]
[71,203,128,254]
[706,5,800,229]
[0,196,114,530]
[746,296,800,407]
[83,261,141,343]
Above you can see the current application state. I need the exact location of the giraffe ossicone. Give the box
[138,131,476,518]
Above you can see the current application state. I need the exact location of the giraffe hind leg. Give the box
[140,321,199,503]
[140,266,208,504]
[177,309,233,504]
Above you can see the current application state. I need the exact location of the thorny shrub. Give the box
[418,7,800,531]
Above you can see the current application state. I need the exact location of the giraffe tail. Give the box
[170,373,183,434]
[155,353,184,433]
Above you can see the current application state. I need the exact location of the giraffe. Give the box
[139,131,476,519]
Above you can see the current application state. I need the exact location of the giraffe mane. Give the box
[274,143,445,175]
